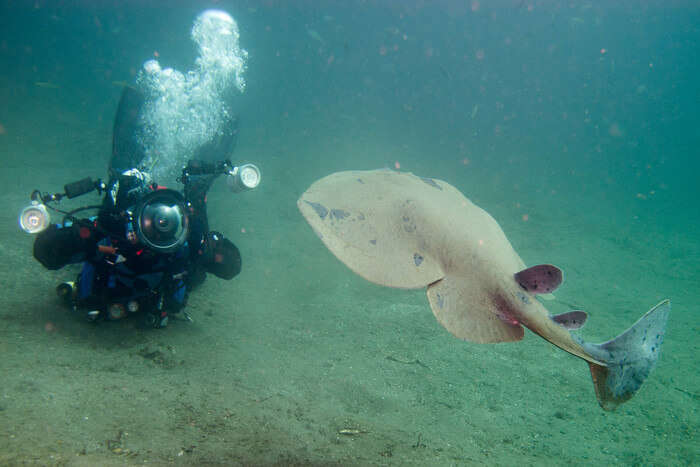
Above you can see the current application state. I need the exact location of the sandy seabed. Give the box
[0,93,697,466]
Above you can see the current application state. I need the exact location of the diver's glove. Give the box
[199,231,242,280]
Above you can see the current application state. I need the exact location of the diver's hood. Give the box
[134,189,189,253]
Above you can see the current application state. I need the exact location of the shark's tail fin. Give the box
[584,300,670,411]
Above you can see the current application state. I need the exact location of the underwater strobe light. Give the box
[19,178,104,234]
[19,200,50,234]
[226,163,261,193]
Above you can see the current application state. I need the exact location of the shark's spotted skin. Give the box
[298,169,670,410]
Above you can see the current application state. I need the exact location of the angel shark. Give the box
[298,169,669,410]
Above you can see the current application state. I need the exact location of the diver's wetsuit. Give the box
[32,86,241,324]
[32,169,241,323]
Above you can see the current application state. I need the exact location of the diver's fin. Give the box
[585,300,670,410]
[110,86,146,177]
[193,113,239,162]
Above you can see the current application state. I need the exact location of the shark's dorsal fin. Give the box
[514,264,562,294]
[551,311,587,330]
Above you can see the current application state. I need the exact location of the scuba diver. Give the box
[19,87,260,328]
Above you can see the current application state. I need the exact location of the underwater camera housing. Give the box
[133,189,189,253]
[19,178,106,234]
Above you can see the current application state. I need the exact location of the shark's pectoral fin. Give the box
[514,264,563,294]
[297,171,446,289]
[427,275,524,343]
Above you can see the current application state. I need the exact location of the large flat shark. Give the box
[298,169,669,410]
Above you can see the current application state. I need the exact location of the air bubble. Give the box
[135,10,248,180]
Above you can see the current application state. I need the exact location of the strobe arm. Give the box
[180,159,261,193]
[180,159,233,180]
[37,177,106,203]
